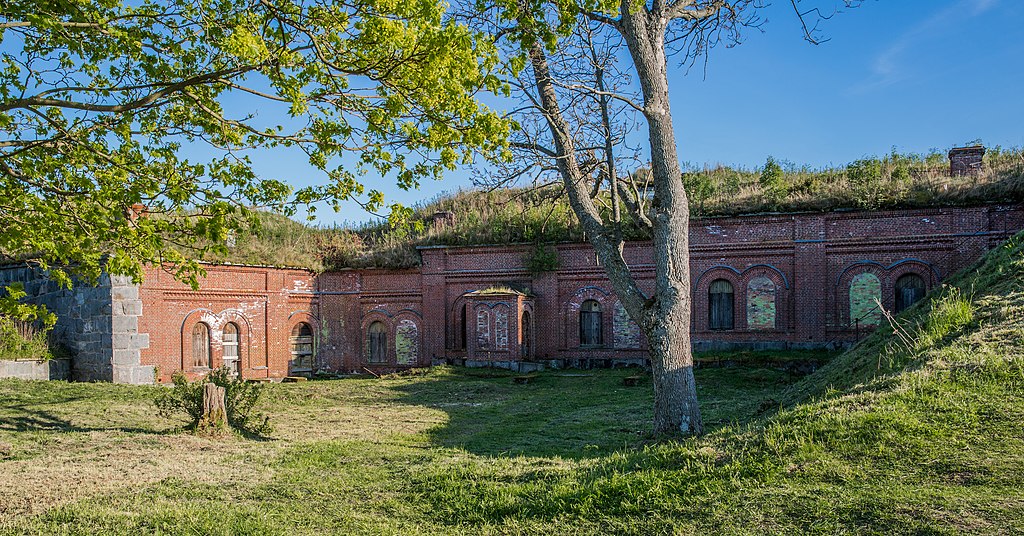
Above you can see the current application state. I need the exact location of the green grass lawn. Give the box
[0,366,797,535]
[3,233,1024,535]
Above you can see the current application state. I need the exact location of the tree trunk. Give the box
[199,382,227,431]
[618,5,703,436]
[521,6,702,435]
[646,298,703,434]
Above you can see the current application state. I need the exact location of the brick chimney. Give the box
[948,145,985,176]
[428,211,456,232]
[125,203,148,222]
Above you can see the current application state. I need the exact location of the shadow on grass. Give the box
[0,400,171,435]
[388,366,798,459]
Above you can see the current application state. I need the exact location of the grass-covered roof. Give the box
[198,147,1024,271]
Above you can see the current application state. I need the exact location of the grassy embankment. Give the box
[201,147,1024,270]
[1,230,1023,534]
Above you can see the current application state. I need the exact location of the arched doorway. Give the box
[289,323,314,376]
[708,279,735,330]
[579,300,603,346]
[895,273,926,312]
[367,321,388,363]
[223,322,240,377]
[521,311,532,360]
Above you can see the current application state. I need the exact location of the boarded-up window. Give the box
[895,273,925,313]
[494,305,509,350]
[746,277,777,330]
[476,309,490,349]
[223,322,240,376]
[709,279,734,330]
[395,319,418,365]
[367,321,387,363]
[850,273,882,327]
[289,322,314,373]
[192,323,211,368]
[613,301,641,349]
[579,300,603,346]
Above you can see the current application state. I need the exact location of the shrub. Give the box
[846,158,885,209]
[155,367,272,436]
[524,243,559,274]
[0,316,58,361]
[759,156,789,207]
[682,171,716,216]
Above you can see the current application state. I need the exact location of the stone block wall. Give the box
[0,268,152,383]
[0,358,70,380]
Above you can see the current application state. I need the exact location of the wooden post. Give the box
[199,383,227,432]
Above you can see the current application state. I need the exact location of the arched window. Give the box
[579,300,603,346]
[850,273,882,327]
[708,279,734,330]
[395,319,418,365]
[746,277,777,330]
[521,311,532,359]
[191,323,211,369]
[476,309,490,349]
[367,321,387,363]
[223,323,240,376]
[289,323,314,374]
[895,273,926,312]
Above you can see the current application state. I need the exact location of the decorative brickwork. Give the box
[6,204,1022,382]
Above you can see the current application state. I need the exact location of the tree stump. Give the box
[198,383,227,432]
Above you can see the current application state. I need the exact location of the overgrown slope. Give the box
[200,146,1024,270]
[405,231,1024,533]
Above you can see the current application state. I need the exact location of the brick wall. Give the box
[9,204,1022,383]
[949,146,985,176]
[142,204,1023,379]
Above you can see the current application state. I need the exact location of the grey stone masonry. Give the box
[0,266,153,384]
[0,358,70,380]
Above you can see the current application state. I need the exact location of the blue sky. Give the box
[254,0,1024,225]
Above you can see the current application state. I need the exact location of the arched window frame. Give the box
[708,279,735,331]
[289,322,315,374]
[367,321,388,364]
[191,322,211,369]
[579,299,603,347]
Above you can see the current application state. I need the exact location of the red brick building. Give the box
[132,204,1023,383]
